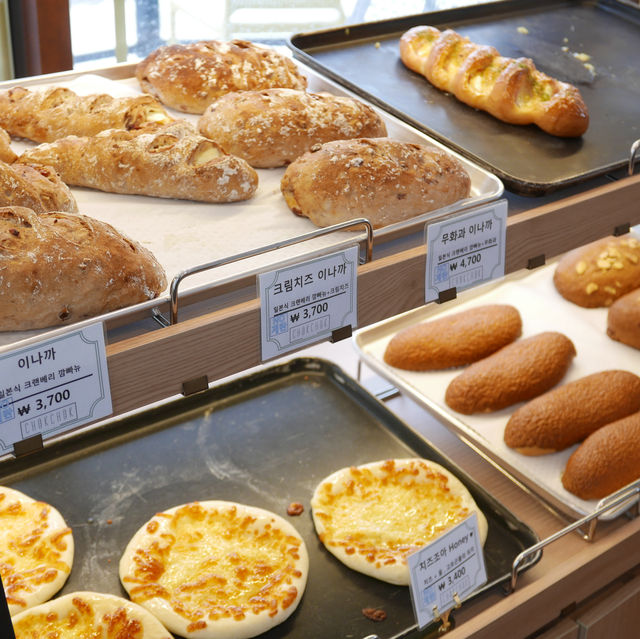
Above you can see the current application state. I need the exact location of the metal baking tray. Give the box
[353,256,640,522]
[0,358,539,639]
[289,0,640,195]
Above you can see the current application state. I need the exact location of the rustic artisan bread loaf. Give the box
[399,25,589,137]
[198,89,388,168]
[561,411,640,500]
[136,40,307,114]
[504,370,640,455]
[0,86,173,143]
[0,127,15,162]
[553,235,640,307]
[444,332,576,414]
[18,121,258,203]
[0,206,167,331]
[607,288,640,349]
[0,161,77,213]
[383,304,522,371]
[281,138,471,229]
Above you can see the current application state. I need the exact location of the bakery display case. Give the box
[1,1,640,637]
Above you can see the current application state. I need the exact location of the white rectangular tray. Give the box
[353,254,640,520]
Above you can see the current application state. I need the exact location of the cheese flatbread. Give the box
[119,500,308,639]
[311,458,488,585]
[11,591,172,638]
[0,485,74,615]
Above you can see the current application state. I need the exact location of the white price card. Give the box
[259,246,358,360]
[408,513,487,629]
[425,199,507,302]
[0,323,112,455]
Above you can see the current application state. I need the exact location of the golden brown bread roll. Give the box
[561,411,640,500]
[0,127,16,163]
[136,40,307,114]
[444,332,576,414]
[553,235,640,307]
[281,138,471,229]
[0,86,173,143]
[607,288,640,349]
[0,161,77,213]
[17,121,258,203]
[399,25,589,137]
[197,89,388,168]
[504,370,640,455]
[0,207,167,331]
[383,304,522,371]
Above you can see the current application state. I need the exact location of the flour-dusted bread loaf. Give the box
[383,304,522,371]
[0,86,173,143]
[0,161,77,213]
[399,25,589,137]
[562,411,640,500]
[136,40,308,114]
[553,235,640,307]
[607,288,640,349]
[198,88,388,168]
[0,207,167,330]
[0,127,16,162]
[281,138,471,229]
[444,332,576,414]
[504,370,640,455]
[18,121,258,203]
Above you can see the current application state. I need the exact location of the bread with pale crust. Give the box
[504,370,640,455]
[0,206,167,330]
[0,127,15,162]
[136,39,307,114]
[18,121,258,203]
[0,86,173,143]
[399,25,589,137]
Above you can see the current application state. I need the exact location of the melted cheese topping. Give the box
[119,501,308,639]
[0,487,73,614]
[311,459,487,585]
[11,591,172,639]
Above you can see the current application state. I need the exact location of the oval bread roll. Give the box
[553,235,640,307]
[136,40,307,114]
[504,370,640,455]
[561,411,640,500]
[281,138,471,229]
[607,288,640,349]
[0,207,167,331]
[444,331,576,414]
[198,88,388,168]
[383,304,522,370]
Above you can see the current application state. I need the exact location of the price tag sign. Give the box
[425,199,507,302]
[0,323,112,455]
[408,513,487,629]
[259,246,358,360]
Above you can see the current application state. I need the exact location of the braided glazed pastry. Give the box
[399,25,589,137]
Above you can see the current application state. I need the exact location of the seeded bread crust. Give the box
[607,288,640,350]
[136,40,308,114]
[18,121,258,203]
[553,235,640,307]
[0,206,167,331]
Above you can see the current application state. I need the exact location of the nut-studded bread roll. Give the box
[18,121,258,203]
[504,370,640,455]
[281,138,471,229]
[444,332,576,414]
[0,161,77,213]
[0,207,167,330]
[0,127,16,162]
[383,304,522,371]
[0,86,173,143]
[607,288,640,349]
[198,89,388,168]
[399,25,589,137]
[553,235,640,307]
[562,411,640,500]
[136,40,307,114]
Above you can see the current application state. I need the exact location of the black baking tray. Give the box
[0,358,539,638]
[289,0,640,196]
